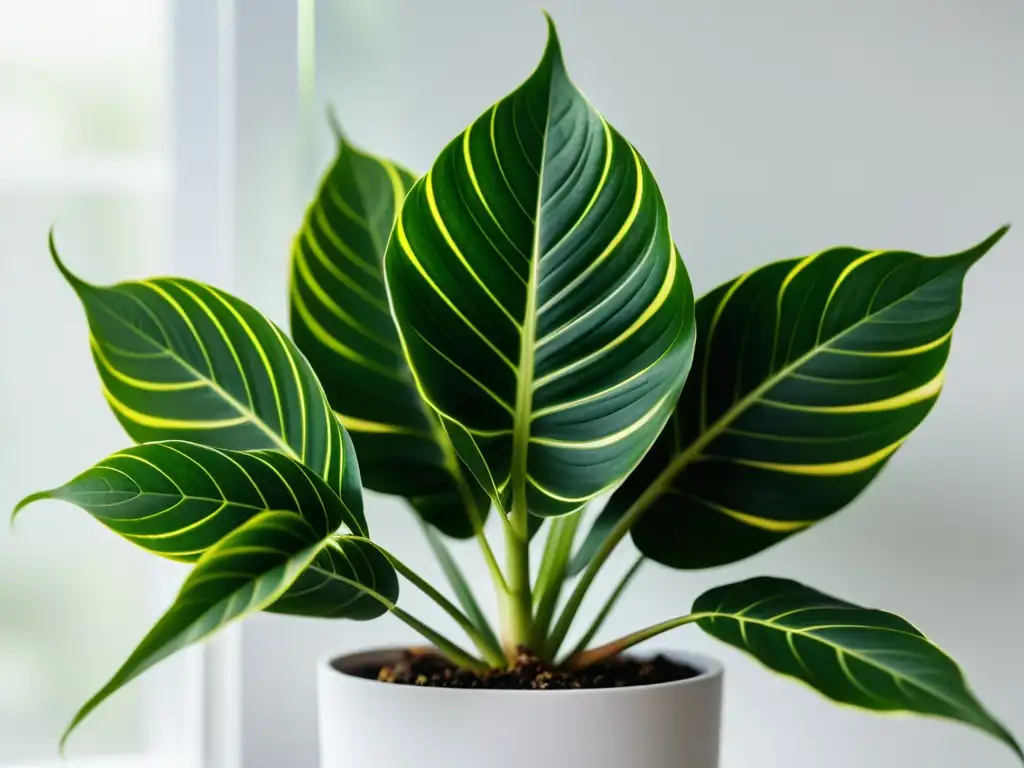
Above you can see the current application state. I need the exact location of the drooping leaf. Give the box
[572,228,1006,570]
[14,440,366,562]
[61,512,396,748]
[384,17,696,518]
[51,233,361,518]
[289,127,488,538]
[266,532,398,619]
[693,577,1021,760]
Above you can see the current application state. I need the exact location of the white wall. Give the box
[238,1,1024,766]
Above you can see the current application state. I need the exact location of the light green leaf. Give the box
[573,227,1007,571]
[384,17,696,518]
[61,511,396,749]
[290,126,489,538]
[14,440,365,561]
[694,577,1021,761]
[51,233,361,518]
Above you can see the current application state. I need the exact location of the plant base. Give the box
[371,646,698,689]
[318,647,723,768]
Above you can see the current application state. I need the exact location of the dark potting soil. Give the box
[367,647,699,690]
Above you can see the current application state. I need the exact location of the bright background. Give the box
[2,1,1022,767]
[0,1,198,766]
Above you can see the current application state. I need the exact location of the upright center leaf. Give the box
[385,20,696,517]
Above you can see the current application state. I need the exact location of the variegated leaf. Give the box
[14,440,366,561]
[51,233,361,519]
[572,228,1007,570]
[61,512,397,747]
[384,18,696,518]
[290,128,488,537]
[695,577,1021,760]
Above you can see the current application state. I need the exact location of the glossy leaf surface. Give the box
[574,228,1006,569]
[385,19,696,517]
[694,577,1021,760]
[290,132,487,537]
[14,440,366,561]
[62,512,395,747]
[52,235,360,516]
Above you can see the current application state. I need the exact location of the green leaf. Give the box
[290,127,489,538]
[51,233,361,519]
[573,227,1007,570]
[694,577,1021,761]
[384,17,696,517]
[61,511,396,749]
[14,440,365,562]
[266,532,398,619]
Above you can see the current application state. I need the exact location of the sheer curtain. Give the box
[0,2,200,764]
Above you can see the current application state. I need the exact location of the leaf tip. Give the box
[10,490,50,530]
[48,228,89,291]
[964,223,1011,266]
[325,104,346,144]
[58,714,81,757]
[540,9,562,61]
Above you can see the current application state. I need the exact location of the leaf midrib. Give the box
[705,611,982,721]
[509,78,554,522]
[74,489,268,512]
[647,259,968,505]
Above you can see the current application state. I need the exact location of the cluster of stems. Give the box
[374,472,697,672]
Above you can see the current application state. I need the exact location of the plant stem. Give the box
[391,607,491,672]
[351,538,505,666]
[429,415,508,594]
[565,611,709,669]
[561,556,644,661]
[452,465,508,594]
[532,513,581,642]
[503,492,534,658]
[309,560,490,672]
[547,473,672,654]
[420,520,504,659]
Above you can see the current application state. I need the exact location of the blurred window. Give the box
[0,1,200,765]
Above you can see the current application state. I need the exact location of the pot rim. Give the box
[319,646,723,696]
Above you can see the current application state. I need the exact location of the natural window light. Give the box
[0,1,199,764]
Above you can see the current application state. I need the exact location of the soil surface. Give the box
[368,647,698,690]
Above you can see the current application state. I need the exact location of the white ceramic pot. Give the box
[318,647,723,768]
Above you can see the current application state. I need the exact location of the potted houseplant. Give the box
[13,15,1021,768]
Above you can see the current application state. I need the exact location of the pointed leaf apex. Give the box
[541,10,563,61]
[957,223,1012,269]
[987,223,1011,248]
[48,228,89,291]
[11,490,50,530]
[326,104,347,145]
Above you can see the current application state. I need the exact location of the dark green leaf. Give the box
[694,577,1021,760]
[51,233,361,519]
[62,512,395,748]
[290,127,488,538]
[573,228,1007,571]
[384,18,696,517]
[14,440,365,561]
[267,533,398,619]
